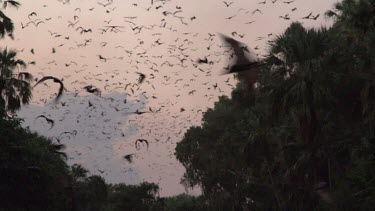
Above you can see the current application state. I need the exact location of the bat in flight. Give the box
[218,33,262,86]
[35,115,54,130]
[33,76,65,102]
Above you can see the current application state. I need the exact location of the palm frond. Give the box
[2,0,21,9]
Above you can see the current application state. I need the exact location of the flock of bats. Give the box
[11,0,323,171]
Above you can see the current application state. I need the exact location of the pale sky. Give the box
[3,0,338,196]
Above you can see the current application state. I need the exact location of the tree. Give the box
[0,48,32,113]
[323,0,375,209]
[326,0,375,35]
[0,0,20,39]
[0,1,31,114]
[106,182,161,211]
[0,10,13,38]
[176,92,264,210]
[73,175,108,211]
[0,116,71,211]
[258,22,338,208]
[163,194,207,211]
[71,164,89,182]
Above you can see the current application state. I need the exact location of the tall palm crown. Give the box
[262,22,333,144]
[0,48,32,112]
[254,22,338,208]
[326,0,375,34]
[0,0,21,38]
[0,10,13,39]
[0,1,31,113]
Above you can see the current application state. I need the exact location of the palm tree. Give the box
[266,22,333,142]
[326,0,375,123]
[0,10,13,38]
[258,22,336,209]
[1,0,21,9]
[0,1,30,113]
[326,0,375,35]
[0,0,21,38]
[0,48,32,112]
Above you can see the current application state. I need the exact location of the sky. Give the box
[2,0,339,196]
